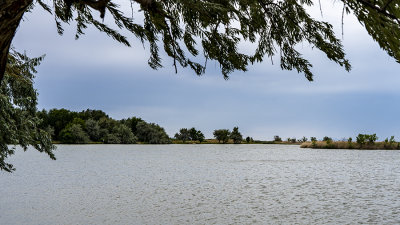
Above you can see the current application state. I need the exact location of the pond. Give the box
[1,144,400,224]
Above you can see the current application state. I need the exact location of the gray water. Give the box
[1,144,400,224]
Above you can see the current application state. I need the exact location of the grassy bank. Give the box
[300,141,400,150]
[171,139,301,144]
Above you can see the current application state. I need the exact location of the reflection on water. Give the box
[1,144,400,224]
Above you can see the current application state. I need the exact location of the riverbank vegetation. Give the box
[301,134,400,150]
[38,109,170,144]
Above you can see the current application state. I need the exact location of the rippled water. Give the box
[1,144,400,224]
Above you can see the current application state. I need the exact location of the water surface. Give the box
[1,144,400,224]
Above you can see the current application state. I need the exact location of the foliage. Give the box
[59,123,90,144]
[322,136,332,142]
[310,137,317,142]
[121,117,144,134]
[311,137,317,147]
[189,127,205,143]
[245,136,250,143]
[273,135,282,142]
[195,130,205,143]
[38,108,169,144]
[85,119,101,141]
[17,0,370,81]
[356,133,378,146]
[174,128,190,142]
[0,50,55,172]
[230,127,243,144]
[213,129,231,143]
[112,124,137,144]
[136,121,170,144]
[356,134,366,147]
[105,133,121,144]
[367,134,378,144]
[348,137,353,149]
[174,127,205,143]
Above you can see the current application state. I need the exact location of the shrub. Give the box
[356,134,366,147]
[311,137,317,147]
[274,135,282,142]
[347,137,353,149]
[230,127,243,144]
[322,136,332,142]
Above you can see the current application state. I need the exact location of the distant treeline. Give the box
[174,126,245,144]
[301,134,400,150]
[38,109,170,144]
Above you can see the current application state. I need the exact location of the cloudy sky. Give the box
[12,1,400,140]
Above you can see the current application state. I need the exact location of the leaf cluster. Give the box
[0,50,55,172]
[34,0,361,80]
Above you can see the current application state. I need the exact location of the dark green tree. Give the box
[196,130,205,143]
[46,108,78,140]
[274,135,282,142]
[121,116,144,135]
[112,124,137,144]
[136,121,170,144]
[0,50,55,172]
[322,136,332,142]
[230,127,243,144]
[187,127,205,143]
[356,134,366,147]
[85,119,101,141]
[105,133,121,144]
[59,123,90,144]
[213,129,230,144]
[174,128,190,142]
[78,109,108,121]
[188,128,198,141]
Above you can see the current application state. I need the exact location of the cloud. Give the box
[11,2,400,140]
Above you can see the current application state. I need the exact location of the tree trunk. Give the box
[0,0,32,82]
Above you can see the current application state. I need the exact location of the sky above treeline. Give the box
[12,1,400,140]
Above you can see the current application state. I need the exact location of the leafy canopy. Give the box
[30,0,355,81]
[32,0,400,80]
[0,50,55,172]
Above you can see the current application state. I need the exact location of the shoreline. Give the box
[300,141,400,150]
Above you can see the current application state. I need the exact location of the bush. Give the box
[356,134,366,147]
[230,127,243,144]
[357,133,378,147]
[274,135,282,142]
[347,137,353,149]
[213,129,230,143]
[322,136,332,142]
[59,124,90,144]
[311,137,317,147]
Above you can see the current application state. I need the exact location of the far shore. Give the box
[50,140,400,150]
[301,141,400,150]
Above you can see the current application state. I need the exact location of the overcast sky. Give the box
[12,1,400,140]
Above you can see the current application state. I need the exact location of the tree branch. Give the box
[0,0,33,82]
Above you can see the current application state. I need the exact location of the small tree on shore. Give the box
[213,129,230,144]
[174,128,190,143]
[356,134,366,147]
[230,127,243,144]
[348,137,353,149]
[274,135,282,142]
[322,136,332,142]
[367,134,378,144]
[311,137,317,147]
